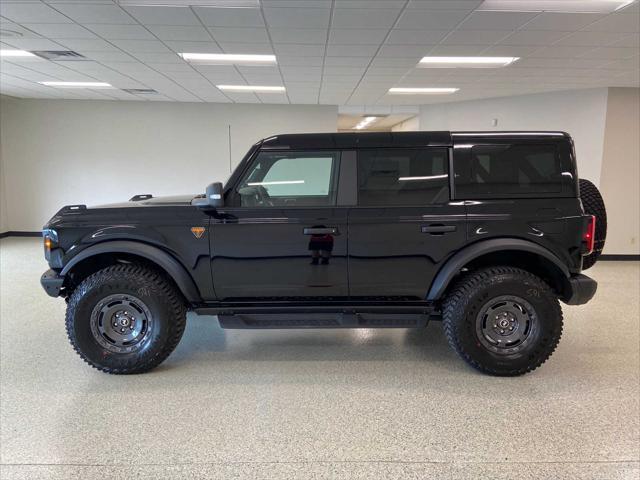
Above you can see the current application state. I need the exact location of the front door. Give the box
[210,149,348,301]
[348,147,467,299]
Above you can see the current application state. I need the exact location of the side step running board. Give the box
[217,313,431,329]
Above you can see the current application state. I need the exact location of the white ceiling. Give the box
[0,0,638,105]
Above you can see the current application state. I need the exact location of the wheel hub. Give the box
[476,295,537,355]
[90,294,153,354]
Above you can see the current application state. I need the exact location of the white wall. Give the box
[0,97,337,231]
[599,88,640,255]
[419,88,609,186]
[0,140,7,234]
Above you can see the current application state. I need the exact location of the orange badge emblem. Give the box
[191,227,205,239]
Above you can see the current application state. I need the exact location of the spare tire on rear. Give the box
[579,178,607,270]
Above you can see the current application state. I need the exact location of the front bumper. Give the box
[564,274,597,305]
[41,269,64,297]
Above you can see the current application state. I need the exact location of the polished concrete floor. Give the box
[0,237,638,480]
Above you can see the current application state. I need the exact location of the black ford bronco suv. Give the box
[41,131,607,376]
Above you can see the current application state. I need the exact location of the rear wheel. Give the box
[442,266,563,376]
[579,178,607,270]
[65,264,186,374]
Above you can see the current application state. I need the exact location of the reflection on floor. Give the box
[1,238,638,480]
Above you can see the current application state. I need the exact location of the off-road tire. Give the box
[65,264,187,374]
[579,178,607,270]
[442,266,563,376]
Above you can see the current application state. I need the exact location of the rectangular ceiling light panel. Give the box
[39,81,113,88]
[0,50,36,57]
[388,87,459,94]
[478,0,635,13]
[419,57,519,68]
[217,85,285,92]
[179,53,276,65]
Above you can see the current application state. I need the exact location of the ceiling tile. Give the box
[264,0,331,7]
[52,4,136,24]
[522,12,604,31]
[609,33,640,47]
[263,7,330,28]
[578,47,640,59]
[406,0,482,9]
[122,6,201,26]
[529,45,597,58]
[2,37,66,50]
[385,29,448,45]
[329,29,388,45]
[425,44,487,55]
[500,30,571,46]
[332,9,399,29]
[223,91,261,103]
[129,52,184,63]
[219,42,274,54]
[325,56,372,66]
[582,13,640,33]
[56,38,123,52]
[209,27,270,44]
[441,29,510,45]
[277,56,324,66]
[146,25,211,41]
[193,7,264,27]
[396,9,469,29]
[270,28,326,44]
[78,51,137,62]
[164,41,222,53]
[274,43,325,56]
[110,40,171,53]
[0,2,72,23]
[86,24,155,40]
[325,44,378,56]
[377,44,433,56]
[555,31,634,47]
[21,22,98,39]
[458,11,539,30]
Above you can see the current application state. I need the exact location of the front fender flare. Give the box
[426,238,570,301]
[61,240,202,303]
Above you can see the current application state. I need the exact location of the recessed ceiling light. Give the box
[419,57,519,68]
[354,116,379,130]
[217,85,285,92]
[39,81,113,88]
[179,53,276,65]
[478,0,635,13]
[388,87,459,94]
[0,49,36,57]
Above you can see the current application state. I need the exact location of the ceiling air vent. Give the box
[31,50,88,61]
[122,88,158,95]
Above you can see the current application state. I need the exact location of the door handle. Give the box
[303,227,339,235]
[421,224,457,234]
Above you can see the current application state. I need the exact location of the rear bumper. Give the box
[564,274,597,305]
[41,269,64,297]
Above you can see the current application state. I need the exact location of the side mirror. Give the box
[193,182,224,209]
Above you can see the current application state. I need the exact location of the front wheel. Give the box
[65,264,187,374]
[442,266,563,376]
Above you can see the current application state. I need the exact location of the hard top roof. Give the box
[258,131,570,150]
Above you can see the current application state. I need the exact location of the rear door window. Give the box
[357,148,449,206]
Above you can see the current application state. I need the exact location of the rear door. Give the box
[347,147,467,299]
[210,149,348,300]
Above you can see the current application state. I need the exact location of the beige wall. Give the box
[0,97,337,231]
[391,116,420,132]
[599,88,640,255]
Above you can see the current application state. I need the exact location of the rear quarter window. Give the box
[454,142,574,199]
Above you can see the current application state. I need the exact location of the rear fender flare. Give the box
[61,240,202,303]
[427,238,570,301]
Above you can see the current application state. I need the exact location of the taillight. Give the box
[582,215,595,255]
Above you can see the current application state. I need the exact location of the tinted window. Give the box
[357,148,449,206]
[237,151,338,207]
[463,144,562,196]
